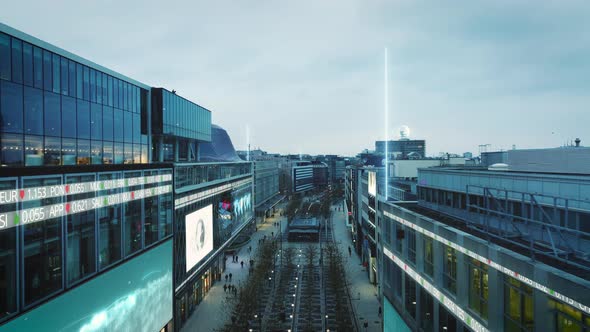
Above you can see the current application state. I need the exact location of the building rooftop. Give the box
[395,202,590,280]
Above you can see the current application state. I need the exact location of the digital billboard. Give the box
[185,205,214,272]
[368,171,377,197]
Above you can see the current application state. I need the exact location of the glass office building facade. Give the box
[0,22,254,332]
[0,28,149,167]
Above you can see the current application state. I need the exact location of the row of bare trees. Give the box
[324,242,356,330]
[218,239,278,332]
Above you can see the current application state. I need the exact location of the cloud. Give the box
[2,0,589,155]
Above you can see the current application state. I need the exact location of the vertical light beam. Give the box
[384,48,389,200]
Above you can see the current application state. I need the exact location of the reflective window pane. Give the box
[33,46,42,89]
[114,142,123,164]
[24,135,43,166]
[144,170,159,246]
[22,42,33,86]
[61,95,76,138]
[124,111,132,143]
[90,103,102,140]
[102,106,113,141]
[60,57,68,95]
[11,38,22,84]
[52,53,60,94]
[44,136,61,165]
[66,174,96,285]
[83,66,89,101]
[1,80,24,133]
[44,91,61,137]
[89,69,96,103]
[98,173,121,268]
[91,140,102,164]
[68,60,76,97]
[76,63,82,99]
[114,109,123,142]
[123,172,142,256]
[22,177,63,306]
[24,86,43,135]
[0,33,11,80]
[103,141,113,164]
[77,99,90,139]
[107,75,113,106]
[0,133,23,166]
[96,71,102,104]
[43,50,52,91]
[77,139,90,165]
[61,138,76,165]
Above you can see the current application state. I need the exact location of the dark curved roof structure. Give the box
[199,124,242,162]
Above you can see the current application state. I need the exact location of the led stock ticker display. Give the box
[0,174,172,231]
[383,210,590,316]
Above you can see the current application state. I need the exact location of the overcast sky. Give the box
[2,0,589,156]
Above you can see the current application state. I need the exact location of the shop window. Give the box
[504,276,534,332]
[468,258,488,320]
[443,245,457,295]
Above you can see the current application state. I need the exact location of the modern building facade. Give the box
[376,139,426,159]
[0,22,254,332]
[378,152,590,331]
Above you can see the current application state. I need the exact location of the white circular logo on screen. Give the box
[195,218,206,251]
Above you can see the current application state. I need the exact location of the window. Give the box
[96,71,102,104]
[133,143,141,164]
[114,109,124,142]
[60,57,68,95]
[44,91,61,137]
[468,258,488,320]
[101,72,107,104]
[505,277,534,332]
[66,174,96,285]
[98,173,122,269]
[90,103,102,140]
[124,111,133,143]
[549,299,589,332]
[62,138,76,165]
[405,276,417,320]
[443,245,457,294]
[0,180,17,322]
[11,38,22,84]
[0,133,23,166]
[107,75,113,106]
[60,95,77,137]
[0,33,11,80]
[24,86,43,135]
[23,42,33,86]
[144,170,160,246]
[113,78,119,108]
[407,229,416,264]
[89,69,96,103]
[420,287,434,331]
[83,66,89,101]
[24,135,43,166]
[22,177,63,306]
[33,46,43,89]
[77,139,90,165]
[133,113,140,143]
[123,171,143,256]
[44,136,61,165]
[124,143,133,164]
[43,50,52,91]
[52,53,60,94]
[77,99,90,139]
[114,142,123,164]
[91,140,102,164]
[68,60,76,97]
[76,63,82,99]
[1,80,23,133]
[439,303,457,332]
[103,141,113,164]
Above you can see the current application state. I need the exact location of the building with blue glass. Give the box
[0,22,254,332]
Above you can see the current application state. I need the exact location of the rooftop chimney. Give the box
[575,138,581,147]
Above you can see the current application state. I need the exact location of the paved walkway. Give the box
[331,200,382,332]
[181,205,288,332]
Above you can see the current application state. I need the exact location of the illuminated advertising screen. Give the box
[185,205,214,272]
[368,171,377,197]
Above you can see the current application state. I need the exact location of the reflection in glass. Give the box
[124,172,142,256]
[1,80,24,133]
[98,173,121,269]
[62,138,76,165]
[77,139,90,165]
[11,38,22,84]
[23,177,62,306]
[103,141,113,164]
[24,86,43,135]
[66,174,96,285]
[24,135,43,166]
[91,140,102,164]
[0,133,23,166]
[44,136,61,165]
[62,95,77,138]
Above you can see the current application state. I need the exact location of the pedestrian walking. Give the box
[225,274,228,282]
[378,306,382,317]
[348,246,352,257]
[241,261,244,268]
[223,284,227,293]
[233,287,237,297]
[271,231,274,237]
[249,246,252,253]
[229,273,233,281]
